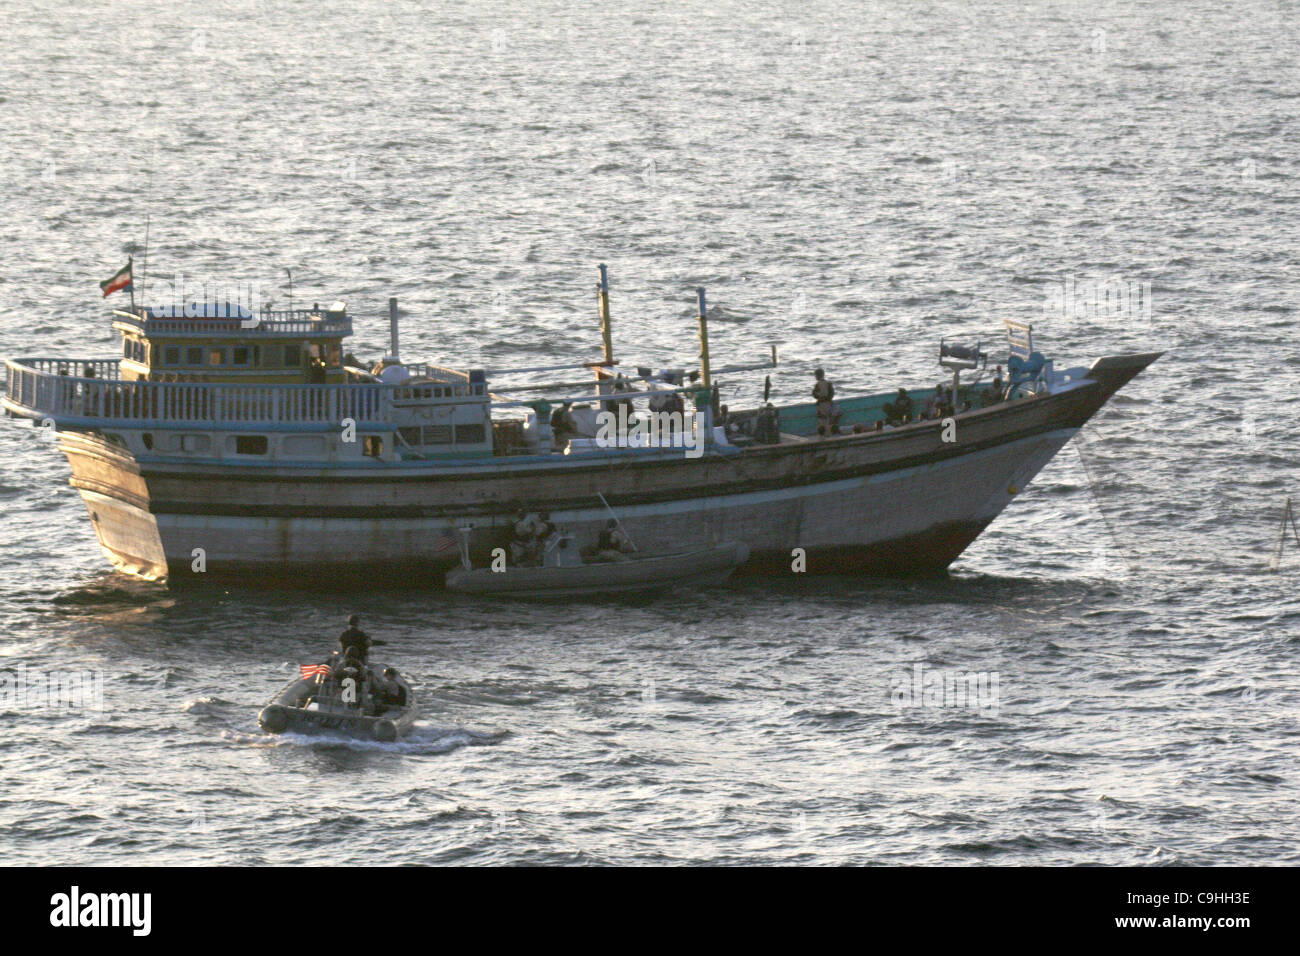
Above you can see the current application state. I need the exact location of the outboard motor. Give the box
[1007,351,1048,393]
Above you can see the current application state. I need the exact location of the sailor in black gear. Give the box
[374,667,408,709]
[597,519,619,553]
[884,388,913,425]
[596,519,632,560]
[328,645,365,706]
[755,402,781,444]
[338,614,386,664]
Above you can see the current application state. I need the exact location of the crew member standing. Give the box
[812,368,836,436]
[550,402,578,451]
[338,614,386,664]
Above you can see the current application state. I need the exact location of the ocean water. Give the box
[0,0,1297,865]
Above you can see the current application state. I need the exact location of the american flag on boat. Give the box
[431,531,458,553]
[300,663,332,679]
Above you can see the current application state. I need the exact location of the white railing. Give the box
[405,362,471,383]
[8,357,124,380]
[112,307,352,337]
[4,358,387,426]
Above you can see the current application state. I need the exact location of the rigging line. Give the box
[1072,431,1138,573]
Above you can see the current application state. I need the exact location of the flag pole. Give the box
[127,255,136,313]
[139,168,152,317]
[140,209,151,316]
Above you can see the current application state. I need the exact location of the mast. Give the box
[697,286,711,387]
[598,264,613,366]
[696,286,714,444]
[389,296,400,360]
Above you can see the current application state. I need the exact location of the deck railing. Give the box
[3,358,389,426]
[111,307,352,337]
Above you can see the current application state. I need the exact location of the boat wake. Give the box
[222,723,506,756]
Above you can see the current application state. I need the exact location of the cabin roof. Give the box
[112,305,351,340]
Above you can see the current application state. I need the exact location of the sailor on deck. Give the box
[609,373,634,429]
[754,402,781,444]
[338,614,386,664]
[550,402,577,451]
[331,646,366,704]
[596,519,634,561]
[984,366,1004,406]
[884,388,912,425]
[812,368,839,436]
[511,511,543,566]
[648,373,686,435]
[372,667,407,710]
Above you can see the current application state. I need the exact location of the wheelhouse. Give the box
[111,302,352,385]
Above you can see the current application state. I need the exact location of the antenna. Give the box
[139,210,150,316]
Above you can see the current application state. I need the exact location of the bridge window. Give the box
[166,433,211,453]
[163,346,180,366]
[234,435,268,455]
[397,426,453,447]
[207,348,225,366]
[395,424,483,447]
[185,347,203,366]
[231,346,250,366]
[363,435,383,457]
[259,344,280,368]
[283,435,326,455]
[283,345,301,368]
[455,424,486,445]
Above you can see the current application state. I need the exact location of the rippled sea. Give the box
[0,0,1297,865]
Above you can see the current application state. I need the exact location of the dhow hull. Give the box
[54,353,1158,584]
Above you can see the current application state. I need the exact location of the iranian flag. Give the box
[99,259,132,298]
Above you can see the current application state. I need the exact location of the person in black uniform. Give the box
[338,614,386,664]
[884,388,912,425]
[373,667,408,710]
[754,402,781,444]
[326,645,366,706]
[596,519,633,561]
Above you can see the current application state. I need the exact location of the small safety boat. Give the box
[444,536,750,599]
[258,659,417,742]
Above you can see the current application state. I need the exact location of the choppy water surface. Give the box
[0,0,1297,865]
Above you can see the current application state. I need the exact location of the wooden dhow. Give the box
[2,265,1160,584]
